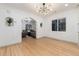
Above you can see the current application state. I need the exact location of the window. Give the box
[52,18,66,31]
[52,20,57,31]
[58,18,66,31]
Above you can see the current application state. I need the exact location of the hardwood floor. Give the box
[0,37,79,56]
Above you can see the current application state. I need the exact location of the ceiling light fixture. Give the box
[35,3,53,15]
[65,4,68,7]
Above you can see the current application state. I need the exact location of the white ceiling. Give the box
[1,3,79,17]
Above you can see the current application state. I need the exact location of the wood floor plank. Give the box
[0,37,79,56]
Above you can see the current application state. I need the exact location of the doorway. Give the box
[22,17,36,38]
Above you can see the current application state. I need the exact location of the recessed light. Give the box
[65,4,68,7]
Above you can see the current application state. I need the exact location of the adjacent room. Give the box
[0,3,79,56]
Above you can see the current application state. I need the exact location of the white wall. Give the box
[1,4,78,47]
[0,5,44,47]
[44,8,79,43]
[22,18,36,31]
[30,20,36,31]
[0,6,22,47]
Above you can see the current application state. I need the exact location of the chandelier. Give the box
[35,3,53,15]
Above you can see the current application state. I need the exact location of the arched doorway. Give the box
[22,17,36,38]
